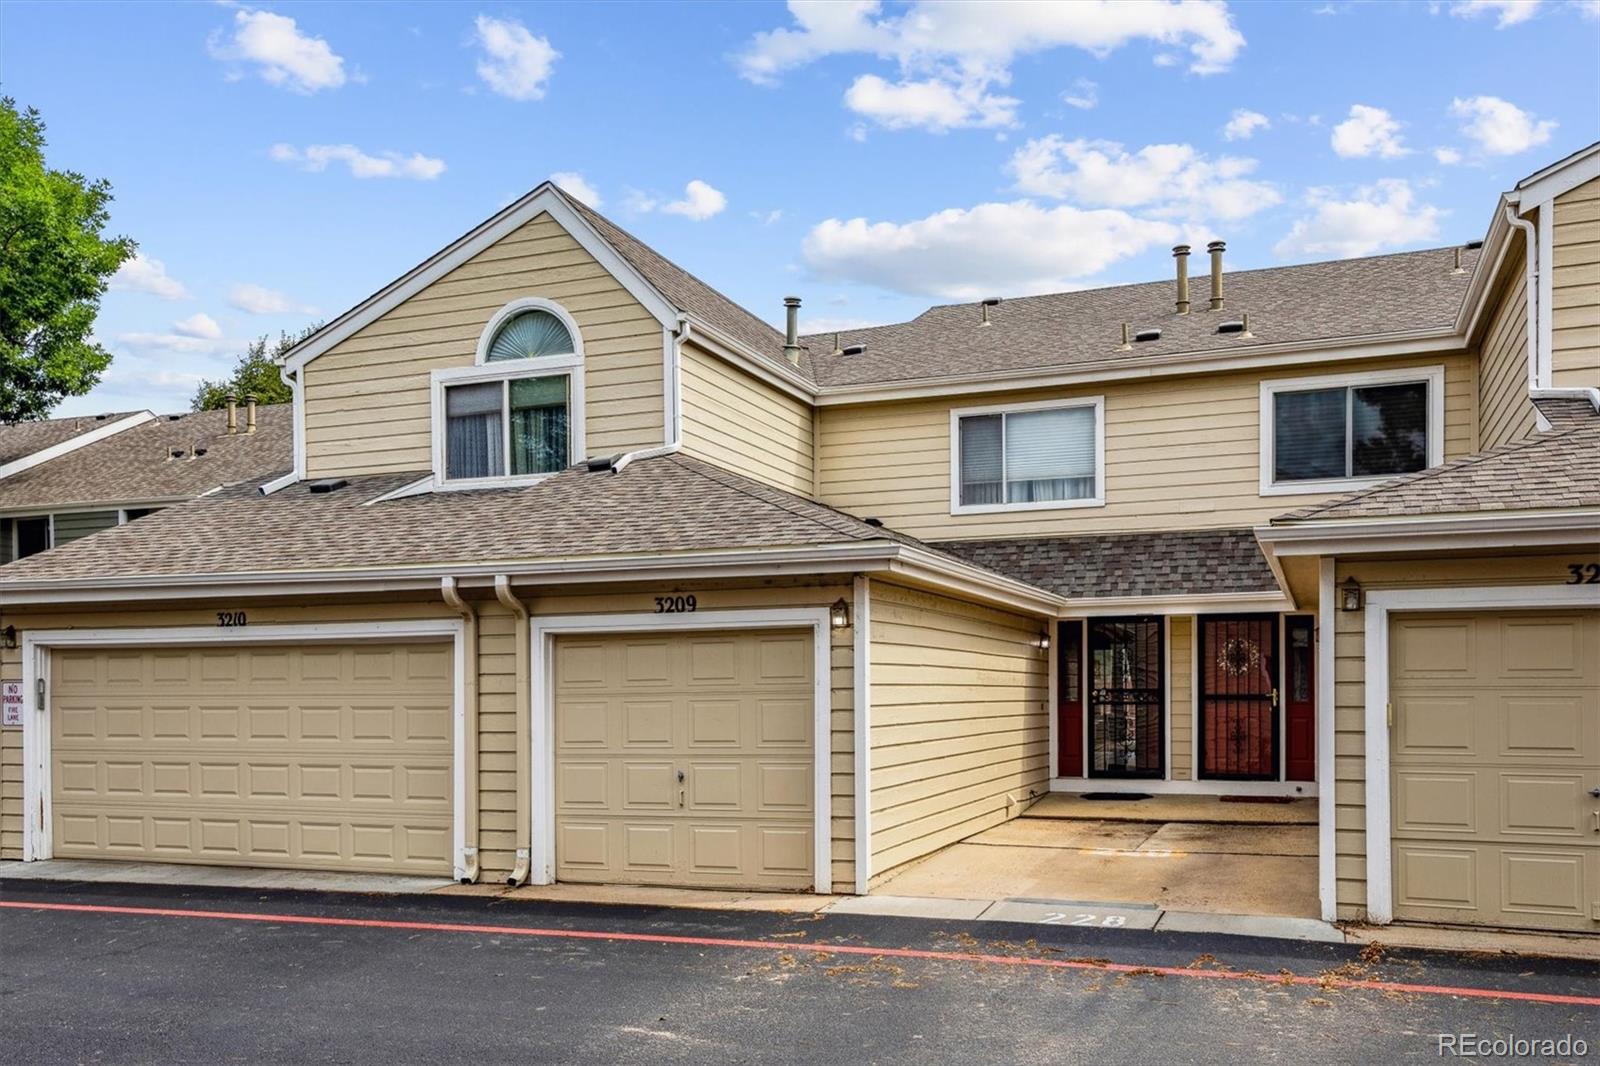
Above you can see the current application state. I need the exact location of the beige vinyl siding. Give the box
[868,581,1048,880]
[679,341,815,495]
[51,510,120,547]
[1475,244,1536,449]
[1169,616,1194,781]
[1552,177,1600,388]
[1330,551,1579,922]
[819,354,1476,541]
[302,213,665,479]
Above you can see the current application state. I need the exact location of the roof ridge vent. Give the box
[308,478,349,494]
[841,343,866,356]
[1133,328,1161,343]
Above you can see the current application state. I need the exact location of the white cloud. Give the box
[208,8,347,93]
[1330,104,1408,158]
[1581,0,1600,18]
[472,15,558,101]
[1448,0,1540,27]
[1222,108,1269,141]
[109,253,190,301]
[802,200,1178,300]
[1008,137,1281,222]
[172,312,222,340]
[662,179,727,220]
[843,73,1017,131]
[551,171,601,207]
[269,143,446,180]
[228,283,316,316]
[1061,78,1098,110]
[1433,146,1463,165]
[1449,95,1556,155]
[1274,180,1442,259]
[752,209,785,225]
[737,2,1244,133]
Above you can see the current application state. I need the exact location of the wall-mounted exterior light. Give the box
[1037,633,1051,651]
[1,625,15,650]
[830,598,851,629]
[1340,577,1364,612]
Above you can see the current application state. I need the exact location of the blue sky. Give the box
[4,0,1597,416]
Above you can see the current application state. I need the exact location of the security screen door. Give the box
[1199,615,1280,780]
[1088,617,1164,779]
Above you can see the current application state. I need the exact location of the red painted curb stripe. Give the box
[4,899,1596,1008]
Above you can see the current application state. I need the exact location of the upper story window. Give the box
[950,397,1105,515]
[1259,366,1443,496]
[431,299,585,489]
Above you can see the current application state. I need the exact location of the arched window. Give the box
[484,309,576,362]
[432,298,586,487]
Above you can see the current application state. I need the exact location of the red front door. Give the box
[1284,616,1316,781]
[1199,614,1279,780]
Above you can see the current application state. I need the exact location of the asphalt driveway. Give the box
[2,880,1595,1065]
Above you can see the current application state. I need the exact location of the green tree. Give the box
[0,98,134,422]
[190,325,320,411]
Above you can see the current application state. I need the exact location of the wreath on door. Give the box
[1216,637,1262,678]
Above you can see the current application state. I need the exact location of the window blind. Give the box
[959,414,1003,505]
[445,381,505,479]
[1005,406,1095,503]
[487,310,575,362]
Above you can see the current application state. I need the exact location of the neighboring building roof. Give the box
[0,412,143,467]
[1273,404,1600,523]
[0,405,293,511]
[801,247,1480,389]
[565,196,811,380]
[932,528,1280,600]
[0,453,980,584]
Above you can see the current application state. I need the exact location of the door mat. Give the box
[1079,792,1152,801]
[1220,795,1295,804]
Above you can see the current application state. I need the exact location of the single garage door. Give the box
[554,629,814,890]
[1390,610,1599,932]
[51,641,454,875]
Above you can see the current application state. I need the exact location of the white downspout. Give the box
[441,576,480,884]
[1503,204,1544,423]
[494,574,532,887]
[610,317,686,473]
[259,366,305,496]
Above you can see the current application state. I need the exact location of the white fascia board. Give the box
[1511,141,1600,208]
[888,546,1067,617]
[1454,200,1515,341]
[679,317,815,403]
[281,185,677,375]
[1057,591,1293,617]
[0,411,155,481]
[812,330,1464,407]
[1255,510,1600,556]
[0,496,188,519]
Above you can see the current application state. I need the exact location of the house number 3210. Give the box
[216,611,248,627]
[1566,564,1599,585]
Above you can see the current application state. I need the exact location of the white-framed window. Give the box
[949,396,1105,515]
[430,297,586,490]
[1258,365,1444,496]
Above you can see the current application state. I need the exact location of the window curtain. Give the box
[487,310,575,362]
[959,414,1003,505]
[510,376,569,475]
[1004,406,1095,503]
[445,381,505,479]
[1273,387,1346,481]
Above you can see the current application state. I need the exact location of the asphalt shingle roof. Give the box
[0,412,141,467]
[0,405,292,511]
[1275,406,1600,522]
[0,453,955,584]
[933,529,1279,600]
[800,247,1480,389]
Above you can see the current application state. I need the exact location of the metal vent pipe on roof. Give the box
[782,296,801,366]
[980,296,1000,326]
[245,394,257,434]
[225,394,238,435]
[1172,245,1191,314]
[1207,240,1226,310]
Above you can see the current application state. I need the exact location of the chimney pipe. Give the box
[1172,245,1191,314]
[1118,322,1132,351]
[245,394,257,435]
[225,394,238,435]
[1207,241,1226,310]
[782,296,801,366]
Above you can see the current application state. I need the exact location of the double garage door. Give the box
[1390,610,1599,933]
[51,641,454,876]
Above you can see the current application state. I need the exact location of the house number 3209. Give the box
[654,595,697,613]
[216,611,248,627]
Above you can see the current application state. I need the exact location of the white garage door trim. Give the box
[531,609,834,893]
[20,620,468,877]
[1363,584,1600,924]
